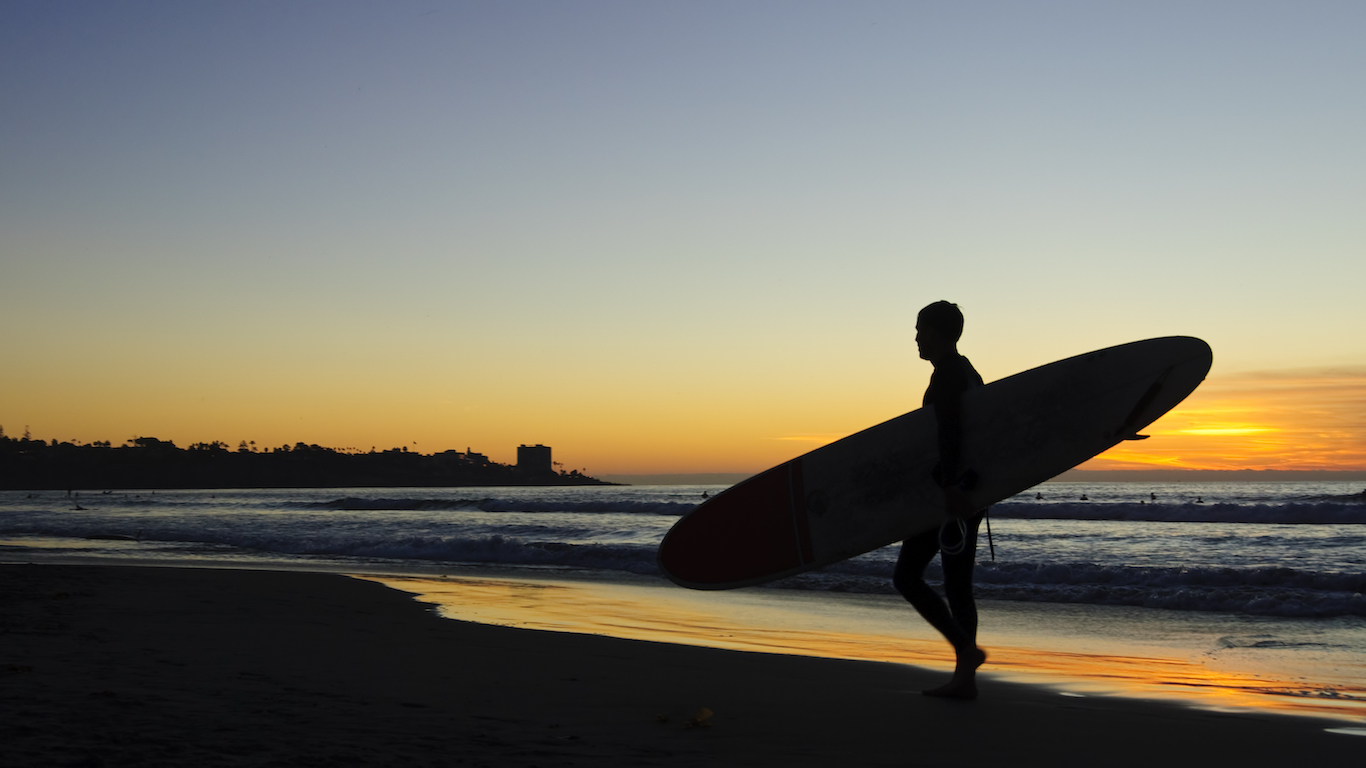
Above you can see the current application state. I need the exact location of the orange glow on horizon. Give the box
[1177,426,1275,436]
[759,366,1366,474]
[1084,366,1366,471]
[4,363,1363,476]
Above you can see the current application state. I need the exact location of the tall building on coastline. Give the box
[517,444,552,475]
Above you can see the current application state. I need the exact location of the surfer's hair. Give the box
[918,301,964,342]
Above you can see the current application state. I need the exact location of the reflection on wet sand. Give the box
[367,573,1366,723]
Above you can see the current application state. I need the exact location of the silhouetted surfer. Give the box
[892,301,988,699]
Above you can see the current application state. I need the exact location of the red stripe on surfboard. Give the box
[790,459,813,565]
[658,461,806,586]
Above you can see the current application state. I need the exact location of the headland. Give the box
[0,433,612,490]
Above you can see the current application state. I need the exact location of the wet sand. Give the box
[372,572,1366,722]
[1,564,1360,767]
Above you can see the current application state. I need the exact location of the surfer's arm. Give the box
[935,394,966,485]
[927,362,976,517]
[934,395,976,518]
[927,363,970,488]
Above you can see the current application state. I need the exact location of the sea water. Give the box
[2,481,1364,722]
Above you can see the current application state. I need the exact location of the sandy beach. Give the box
[1,564,1360,767]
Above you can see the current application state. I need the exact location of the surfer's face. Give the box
[912,319,956,360]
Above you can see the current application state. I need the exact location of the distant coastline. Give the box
[5,429,1362,490]
[0,433,612,490]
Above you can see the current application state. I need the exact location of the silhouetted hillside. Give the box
[0,433,611,490]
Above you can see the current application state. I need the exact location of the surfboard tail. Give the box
[657,460,813,590]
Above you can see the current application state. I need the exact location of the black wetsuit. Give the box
[892,353,985,646]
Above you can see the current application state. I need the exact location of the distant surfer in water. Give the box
[893,301,988,699]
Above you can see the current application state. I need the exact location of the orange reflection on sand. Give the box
[368,575,950,662]
[366,575,1366,722]
[986,647,1366,722]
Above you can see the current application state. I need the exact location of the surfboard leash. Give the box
[938,517,969,556]
[937,511,995,560]
[985,509,995,561]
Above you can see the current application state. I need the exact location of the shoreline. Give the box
[370,570,1366,723]
[6,546,1366,722]
[2,564,1362,766]
[6,543,1366,722]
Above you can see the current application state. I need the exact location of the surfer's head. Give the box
[918,301,963,341]
[916,301,962,362]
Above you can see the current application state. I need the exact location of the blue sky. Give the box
[3,1,1364,472]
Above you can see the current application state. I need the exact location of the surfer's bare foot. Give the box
[923,647,986,700]
[957,646,987,675]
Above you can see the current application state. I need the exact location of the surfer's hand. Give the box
[943,485,974,518]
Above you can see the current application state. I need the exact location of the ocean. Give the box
[3,480,1365,724]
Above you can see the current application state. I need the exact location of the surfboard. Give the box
[658,336,1213,590]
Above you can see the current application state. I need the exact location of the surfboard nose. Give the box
[1167,336,1214,368]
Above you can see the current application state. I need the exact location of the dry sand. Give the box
[1,563,1358,767]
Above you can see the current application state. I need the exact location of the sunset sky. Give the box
[3,2,1363,475]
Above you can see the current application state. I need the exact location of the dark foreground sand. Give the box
[1,564,1358,767]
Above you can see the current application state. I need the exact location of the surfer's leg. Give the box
[893,532,971,650]
[924,512,987,699]
[940,513,983,643]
